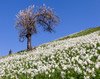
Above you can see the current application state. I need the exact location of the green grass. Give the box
[56,26,100,41]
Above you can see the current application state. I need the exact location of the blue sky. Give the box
[0,0,100,57]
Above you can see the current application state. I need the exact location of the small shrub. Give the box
[9,49,12,55]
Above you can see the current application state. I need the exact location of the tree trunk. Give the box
[26,34,32,50]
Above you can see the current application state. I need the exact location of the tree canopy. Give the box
[14,4,60,50]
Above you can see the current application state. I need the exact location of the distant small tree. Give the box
[9,49,12,55]
[14,4,60,50]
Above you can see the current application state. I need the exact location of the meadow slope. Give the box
[0,27,100,79]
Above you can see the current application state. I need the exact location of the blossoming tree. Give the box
[14,4,60,50]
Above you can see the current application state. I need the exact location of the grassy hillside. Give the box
[0,27,100,79]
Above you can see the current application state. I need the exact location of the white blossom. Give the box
[95,63,99,69]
